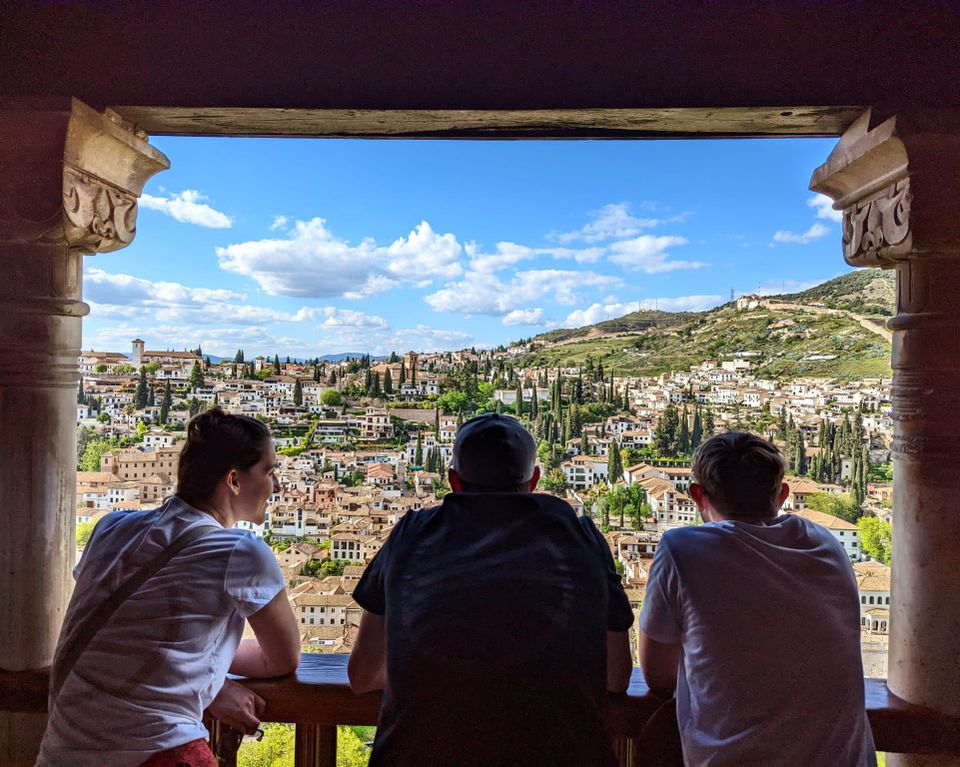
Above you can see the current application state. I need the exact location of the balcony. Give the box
[6,654,960,766]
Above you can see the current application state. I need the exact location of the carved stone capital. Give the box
[0,98,169,254]
[810,110,911,268]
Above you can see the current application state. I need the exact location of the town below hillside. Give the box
[75,286,896,702]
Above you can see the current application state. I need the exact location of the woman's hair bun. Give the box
[178,407,272,506]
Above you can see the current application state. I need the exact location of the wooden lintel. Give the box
[112,106,866,139]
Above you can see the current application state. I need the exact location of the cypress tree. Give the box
[414,430,423,466]
[136,367,149,408]
[189,361,204,389]
[383,368,393,394]
[515,382,524,417]
[159,380,172,425]
[678,406,690,455]
[607,440,623,485]
[691,407,703,450]
[293,378,303,406]
[77,380,86,405]
[273,355,281,375]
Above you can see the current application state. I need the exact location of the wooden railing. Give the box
[5,655,960,766]
[215,654,960,766]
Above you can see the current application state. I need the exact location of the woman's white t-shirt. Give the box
[37,498,285,767]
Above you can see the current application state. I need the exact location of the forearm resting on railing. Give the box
[230,592,301,678]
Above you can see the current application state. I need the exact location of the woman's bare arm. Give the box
[230,590,301,678]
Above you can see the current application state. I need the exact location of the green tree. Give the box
[691,406,703,450]
[607,440,623,485]
[237,722,295,767]
[189,361,204,389]
[135,367,149,408]
[383,367,393,394]
[806,492,862,523]
[76,520,96,548]
[654,405,679,457]
[677,406,690,455]
[77,379,86,405]
[539,467,568,494]
[78,438,116,472]
[857,516,893,565]
[273,354,281,375]
[436,389,469,415]
[159,380,172,424]
[414,430,423,466]
[320,388,343,407]
[293,378,303,406]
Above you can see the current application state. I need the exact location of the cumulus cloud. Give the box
[469,242,604,272]
[320,307,389,329]
[560,294,724,327]
[550,203,661,243]
[140,190,233,228]
[502,308,545,326]
[217,218,463,298]
[269,215,289,231]
[425,269,621,317]
[608,235,705,273]
[85,267,242,307]
[84,267,318,326]
[771,222,831,245]
[807,194,843,223]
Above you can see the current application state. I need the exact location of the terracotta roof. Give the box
[787,508,858,531]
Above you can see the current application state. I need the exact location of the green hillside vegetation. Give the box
[779,268,895,316]
[532,309,695,344]
[520,278,893,380]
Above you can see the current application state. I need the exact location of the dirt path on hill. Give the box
[761,301,893,343]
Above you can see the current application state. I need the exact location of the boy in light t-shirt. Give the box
[639,431,877,767]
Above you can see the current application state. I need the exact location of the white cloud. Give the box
[217,218,463,298]
[140,190,233,228]
[425,269,621,317]
[269,215,289,231]
[320,307,389,329]
[807,194,843,223]
[469,242,604,272]
[559,294,723,327]
[608,235,705,273]
[550,203,661,243]
[85,267,243,307]
[502,308,545,326]
[84,267,319,326]
[771,222,831,245]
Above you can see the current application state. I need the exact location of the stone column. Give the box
[811,110,960,765]
[0,98,167,764]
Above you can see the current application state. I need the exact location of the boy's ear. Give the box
[777,482,790,509]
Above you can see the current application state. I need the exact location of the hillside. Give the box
[518,271,894,381]
[779,269,895,316]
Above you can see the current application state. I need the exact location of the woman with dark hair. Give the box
[38,407,300,767]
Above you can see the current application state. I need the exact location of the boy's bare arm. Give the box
[639,630,681,695]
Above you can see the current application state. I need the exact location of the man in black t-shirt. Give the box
[348,413,634,766]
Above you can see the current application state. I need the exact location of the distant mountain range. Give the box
[515,270,895,381]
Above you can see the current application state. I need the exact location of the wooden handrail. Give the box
[5,655,960,764]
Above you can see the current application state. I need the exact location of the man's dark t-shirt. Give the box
[353,492,634,766]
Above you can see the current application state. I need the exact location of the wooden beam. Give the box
[113,106,865,139]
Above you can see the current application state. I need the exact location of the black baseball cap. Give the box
[450,413,538,489]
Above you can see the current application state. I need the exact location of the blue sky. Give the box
[82,137,849,358]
